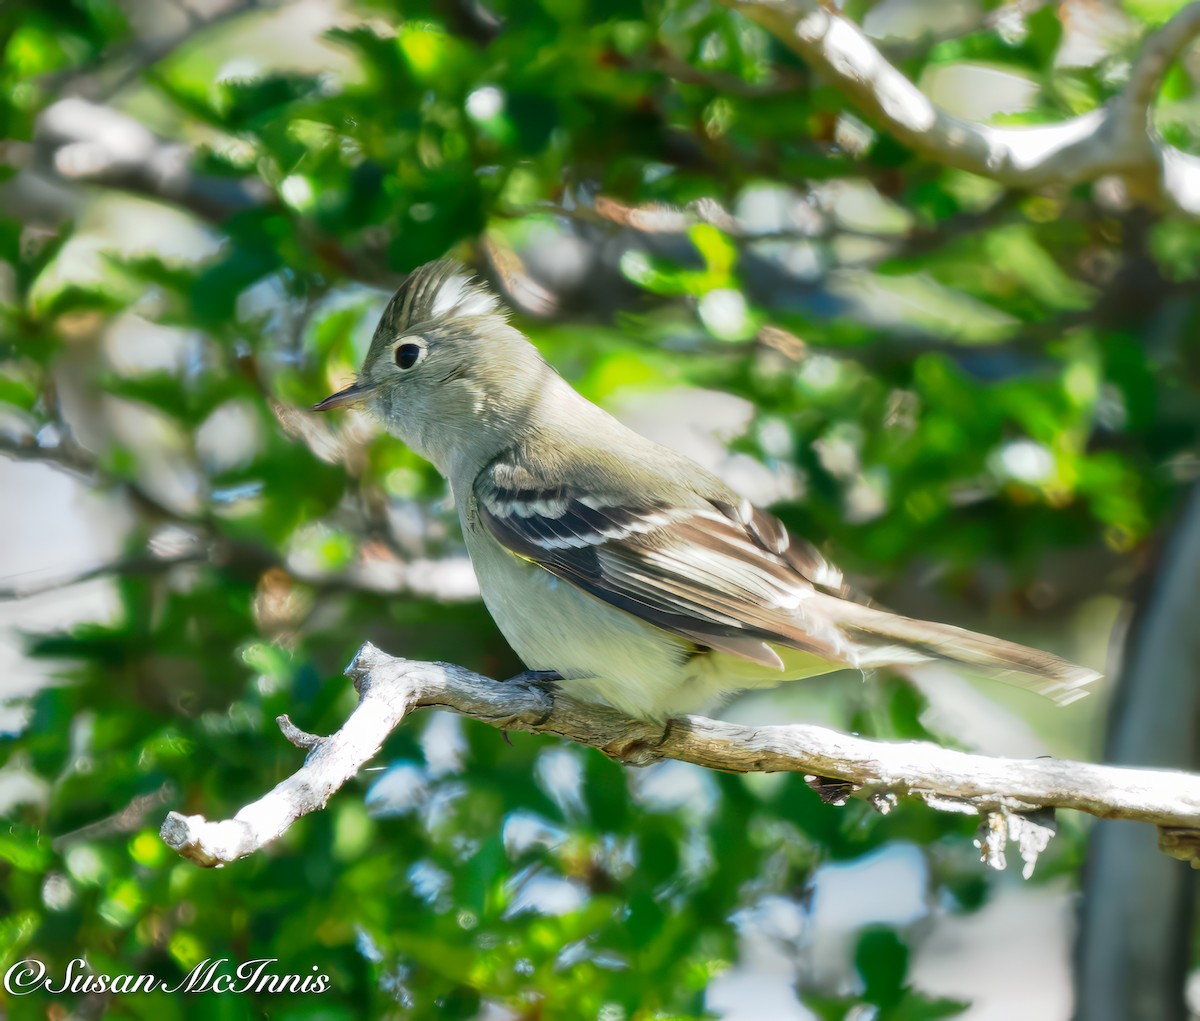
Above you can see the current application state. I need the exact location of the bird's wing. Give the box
[471,452,1099,703]
[472,455,851,669]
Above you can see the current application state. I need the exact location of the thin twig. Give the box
[42,0,264,102]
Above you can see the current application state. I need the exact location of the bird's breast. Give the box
[460,513,696,714]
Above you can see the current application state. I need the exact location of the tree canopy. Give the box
[2,0,1199,1017]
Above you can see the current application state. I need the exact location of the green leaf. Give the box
[0,824,53,872]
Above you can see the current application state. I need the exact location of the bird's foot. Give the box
[498,670,562,745]
[504,668,563,693]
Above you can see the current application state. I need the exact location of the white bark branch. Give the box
[161,642,1200,872]
[722,0,1200,212]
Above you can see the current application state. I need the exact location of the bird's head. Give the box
[313,258,551,476]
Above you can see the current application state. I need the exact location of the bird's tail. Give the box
[810,595,1100,705]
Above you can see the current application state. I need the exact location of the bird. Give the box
[313,257,1098,721]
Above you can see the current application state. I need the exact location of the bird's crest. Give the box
[379,258,502,335]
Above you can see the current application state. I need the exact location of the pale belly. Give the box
[462,514,837,719]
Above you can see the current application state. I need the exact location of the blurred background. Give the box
[1,0,1198,1017]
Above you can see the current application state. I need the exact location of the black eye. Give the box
[395,343,423,369]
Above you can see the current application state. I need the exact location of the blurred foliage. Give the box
[1,0,1199,1017]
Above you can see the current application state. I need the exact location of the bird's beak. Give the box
[311,381,374,412]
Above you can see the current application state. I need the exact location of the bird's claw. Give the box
[504,668,563,692]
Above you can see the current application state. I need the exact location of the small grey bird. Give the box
[314,258,1097,720]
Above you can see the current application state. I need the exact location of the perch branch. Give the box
[161,642,1200,871]
[722,0,1200,212]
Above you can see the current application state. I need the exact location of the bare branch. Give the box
[0,433,477,603]
[0,433,101,482]
[1123,4,1200,117]
[0,550,209,602]
[33,98,271,222]
[721,0,1200,212]
[161,642,1200,870]
[42,0,265,103]
[874,0,1054,62]
[53,784,175,850]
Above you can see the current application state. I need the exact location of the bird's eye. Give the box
[395,342,424,370]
